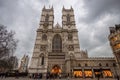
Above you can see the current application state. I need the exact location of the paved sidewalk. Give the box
[0,77,117,80]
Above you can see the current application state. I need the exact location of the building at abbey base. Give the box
[29,6,120,79]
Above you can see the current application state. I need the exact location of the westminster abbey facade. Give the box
[29,6,120,79]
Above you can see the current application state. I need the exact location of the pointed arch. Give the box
[39,53,44,65]
[41,56,44,65]
[68,33,73,40]
[67,14,70,22]
[45,14,49,21]
[51,65,62,74]
[52,34,62,52]
[42,34,47,41]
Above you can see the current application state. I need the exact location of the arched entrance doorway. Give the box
[51,65,62,75]
[50,65,62,78]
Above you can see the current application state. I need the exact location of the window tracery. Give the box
[68,45,74,51]
[40,45,46,51]
[52,34,62,52]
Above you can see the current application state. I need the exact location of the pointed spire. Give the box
[51,5,53,11]
[71,6,73,11]
[62,6,65,10]
[43,5,46,10]
[49,5,50,8]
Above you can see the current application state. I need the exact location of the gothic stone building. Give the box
[19,55,29,73]
[108,24,120,73]
[29,6,120,79]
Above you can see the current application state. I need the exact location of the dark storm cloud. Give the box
[0,0,119,60]
[0,0,41,59]
[78,0,120,57]
[79,0,120,23]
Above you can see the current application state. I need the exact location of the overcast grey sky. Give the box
[0,0,120,60]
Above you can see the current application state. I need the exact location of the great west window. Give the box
[52,34,62,52]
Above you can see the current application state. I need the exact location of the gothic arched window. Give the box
[45,14,49,21]
[78,63,81,67]
[85,63,88,67]
[52,34,62,52]
[41,56,44,65]
[99,63,102,66]
[39,54,44,65]
[113,63,116,67]
[68,33,73,40]
[42,34,47,41]
[106,63,109,67]
[67,14,70,22]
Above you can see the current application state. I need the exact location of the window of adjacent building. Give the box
[84,69,93,78]
[113,43,120,50]
[52,34,62,52]
[94,69,103,78]
[103,69,113,78]
[110,36,117,42]
[42,34,47,41]
[73,70,83,78]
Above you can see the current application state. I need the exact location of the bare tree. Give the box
[0,24,18,59]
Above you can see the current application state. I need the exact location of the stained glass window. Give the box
[52,34,62,52]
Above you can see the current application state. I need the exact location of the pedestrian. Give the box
[67,76,69,80]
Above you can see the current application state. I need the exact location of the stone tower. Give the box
[108,24,120,71]
[29,6,119,79]
[19,55,29,72]
[29,6,81,77]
